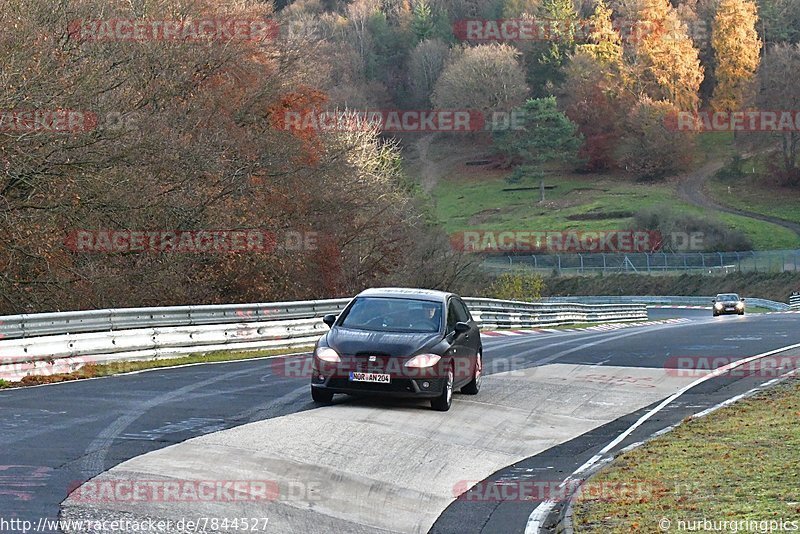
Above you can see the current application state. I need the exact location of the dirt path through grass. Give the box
[676,157,800,238]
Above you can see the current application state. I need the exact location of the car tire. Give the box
[461,350,482,395]
[431,364,454,412]
[311,387,334,404]
[713,312,719,317]
[738,311,744,315]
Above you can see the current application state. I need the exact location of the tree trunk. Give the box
[540,177,545,202]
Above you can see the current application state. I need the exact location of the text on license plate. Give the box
[349,372,391,383]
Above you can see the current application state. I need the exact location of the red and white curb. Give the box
[481,318,690,338]
[647,305,707,309]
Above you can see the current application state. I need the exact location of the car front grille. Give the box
[327,377,416,393]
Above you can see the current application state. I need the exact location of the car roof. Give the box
[355,287,453,303]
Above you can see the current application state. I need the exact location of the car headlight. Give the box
[714,303,723,310]
[736,302,744,309]
[405,354,441,368]
[315,347,340,363]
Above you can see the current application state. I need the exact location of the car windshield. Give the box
[337,297,443,333]
[717,294,740,302]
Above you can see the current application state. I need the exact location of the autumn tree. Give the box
[563,0,628,169]
[580,0,624,65]
[432,44,529,113]
[711,0,762,112]
[0,0,440,313]
[626,0,705,111]
[618,98,696,180]
[407,38,450,105]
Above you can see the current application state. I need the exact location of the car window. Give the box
[447,298,469,332]
[338,297,442,333]
[453,298,471,322]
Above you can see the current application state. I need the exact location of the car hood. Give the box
[325,327,442,357]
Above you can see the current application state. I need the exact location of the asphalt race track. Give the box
[2,308,799,533]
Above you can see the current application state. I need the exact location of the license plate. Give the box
[349,372,390,383]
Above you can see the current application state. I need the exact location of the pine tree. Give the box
[493,97,582,200]
[411,0,435,42]
[711,0,762,112]
[524,0,578,96]
[540,0,578,66]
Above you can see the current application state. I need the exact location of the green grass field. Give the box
[572,376,800,533]
[707,153,800,225]
[406,134,800,251]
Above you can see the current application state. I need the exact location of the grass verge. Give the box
[573,376,800,532]
[707,160,800,226]
[0,346,312,389]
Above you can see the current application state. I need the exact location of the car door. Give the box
[447,297,476,386]
[453,297,480,355]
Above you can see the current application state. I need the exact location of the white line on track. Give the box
[524,341,800,534]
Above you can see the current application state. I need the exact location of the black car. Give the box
[712,293,745,316]
[310,288,482,411]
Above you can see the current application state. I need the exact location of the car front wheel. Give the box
[431,365,454,411]
[461,351,482,395]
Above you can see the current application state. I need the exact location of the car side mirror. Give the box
[711,299,716,303]
[740,298,745,302]
[454,322,471,335]
[322,314,337,328]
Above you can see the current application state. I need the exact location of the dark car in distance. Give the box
[310,288,482,411]
[712,293,745,316]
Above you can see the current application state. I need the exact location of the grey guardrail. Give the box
[0,296,650,382]
[462,298,646,328]
[541,295,790,311]
[0,299,352,340]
